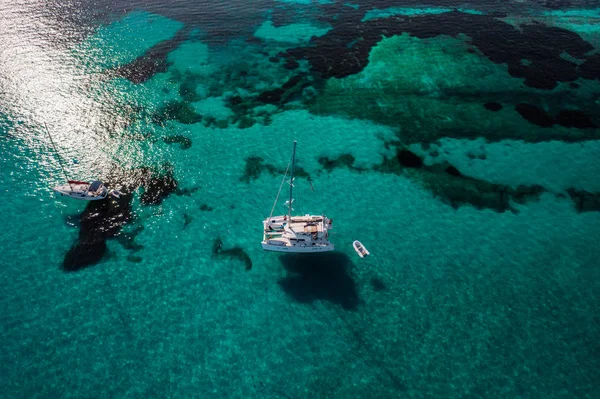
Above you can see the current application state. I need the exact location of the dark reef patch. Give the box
[445,165,462,177]
[283,58,300,70]
[281,11,594,90]
[567,189,600,212]
[183,214,193,229]
[240,156,279,183]
[203,117,229,129]
[397,149,423,168]
[152,101,202,125]
[255,74,313,107]
[162,135,192,149]
[178,76,201,102]
[212,238,252,271]
[484,102,502,112]
[237,116,256,129]
[541,0,573,10]
[292,166,313,183]
[415,166,546,213]
[225,95,252,120]
[554,110,596,129]
[270,6,300,28]
[321,147,545,213]
[256,88,285,105]
[245,36,263,45]
[113,28,190,84]
[282,74,304,90]
[200,204,214,212]
[515,105,598,130]
[224,75,316,125]
[240,156,312,183]
[515,104,554,127]
[318,154,366,173]
[278,252,359,310]
[321,143,600,214]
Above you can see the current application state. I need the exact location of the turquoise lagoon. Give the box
[1,2,599,398]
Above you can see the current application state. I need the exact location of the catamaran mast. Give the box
[288,140,297,219]
[44,122,73,190]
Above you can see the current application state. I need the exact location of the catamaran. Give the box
[44,122,120,201]
[262,141,334,253]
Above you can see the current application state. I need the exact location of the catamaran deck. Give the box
[264,215,330,233]
[262,213,333,252]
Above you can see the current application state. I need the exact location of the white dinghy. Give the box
[353,240,370,258]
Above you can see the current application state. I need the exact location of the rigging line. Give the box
[268,155,292,219]
[288,141,297,219]
[295,171,300,215]
[44,122,73,191]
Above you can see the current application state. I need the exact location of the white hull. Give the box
[52,182,108,201]
[53,189,107,200]
[262,214,334,253]
[261,242,334,253]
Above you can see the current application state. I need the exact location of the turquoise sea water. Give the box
[1,1,600,398]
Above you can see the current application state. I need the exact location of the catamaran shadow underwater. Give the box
[44,122,122,201]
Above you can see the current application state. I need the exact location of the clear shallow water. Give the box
[1,1,600,398]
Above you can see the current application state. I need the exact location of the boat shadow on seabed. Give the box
[277,251,359,311]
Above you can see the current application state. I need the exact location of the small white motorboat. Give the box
[53,180,123,201]
[44,122,122,202]
[53,180,108,201]
[353,240,370,258]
